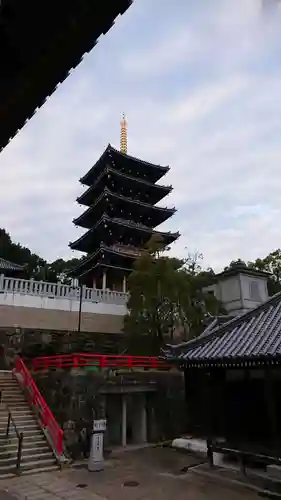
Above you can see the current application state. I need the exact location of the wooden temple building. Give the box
[163,290,281,468]
[0,258,26,278]
[69,116,179,291]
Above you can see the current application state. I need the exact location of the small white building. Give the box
[203,266,270,317]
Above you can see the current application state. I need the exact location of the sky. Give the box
[1,0,281,271]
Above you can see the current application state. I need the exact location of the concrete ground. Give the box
[0,447,264,500]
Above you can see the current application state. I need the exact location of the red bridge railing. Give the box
[14,357,64,456]
[31,353,171,372]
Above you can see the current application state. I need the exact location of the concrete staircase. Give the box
[0,371,59,477]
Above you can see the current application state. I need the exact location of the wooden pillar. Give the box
[264,366,279,455]
[204,369,214,467]
[122,275,127,293]
[92,277,96,289]
[122,395,127,447]
[102,270,107,290]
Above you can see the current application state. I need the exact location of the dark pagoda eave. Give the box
[79,143,170,186]
[73,187,176,226]
[69,215,180,250]
[77,167,172,205]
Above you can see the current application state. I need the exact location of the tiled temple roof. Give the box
[162,292,281,365]
[0,258,25,271]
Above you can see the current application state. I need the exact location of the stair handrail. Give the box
[0,394,24,474]
[13,357,64,456]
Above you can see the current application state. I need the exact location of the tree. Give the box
[123,237,224,355]
[224,258,247,271]
[248,249,281,295]
[0,228,81,283]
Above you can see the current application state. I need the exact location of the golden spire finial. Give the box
[120,113,127,154]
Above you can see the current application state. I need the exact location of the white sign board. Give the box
[88,419,107,472]
[93,419,106,432]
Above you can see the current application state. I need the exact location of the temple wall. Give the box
[0,295,125,332]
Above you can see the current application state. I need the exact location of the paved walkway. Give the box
[0,447,263,500]
[0,473,105,500]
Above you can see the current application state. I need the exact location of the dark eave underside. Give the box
[70,215,180,250]
[0,0,132,152]
[73,188,176,227]
[77,167,172,206]
[80,144,170,186]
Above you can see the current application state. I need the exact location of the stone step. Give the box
[0,438,47,450]
[1,402,26,406]
[0,421,38,429]
[0,429,42,438]
[2,388,24,392]
[0,451,54,465]
[0,412,35,425]
[6,410,33,415]
[1,397,26,401]
[0,426,39,435]
[21,464,59,476]
[0,457,57,474]
[0,445,50,457]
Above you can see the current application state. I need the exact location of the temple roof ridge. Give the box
[79,143,170,186]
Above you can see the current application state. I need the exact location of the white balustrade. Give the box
[0,275,128,306]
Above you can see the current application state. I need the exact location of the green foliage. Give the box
[248,249,281,295]
[124,237,224,354]
[223,251,281,296]
[0,228,81,282]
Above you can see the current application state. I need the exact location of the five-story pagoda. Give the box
[69,115,179,292]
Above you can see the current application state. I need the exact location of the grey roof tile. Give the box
[0,258,25,271]
[162,291,281,363]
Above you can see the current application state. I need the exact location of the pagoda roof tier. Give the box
[69,215,180,253]
[69,243,141,278]
[0,2,132,153]
[80,144,170,187]
[77,167,172,207]
[74,188,176,229]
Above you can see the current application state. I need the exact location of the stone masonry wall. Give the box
[0,304,124,332]
[34,369,186,459]
[0,327,125,369]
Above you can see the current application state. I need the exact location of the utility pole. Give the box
[78,283,83,333]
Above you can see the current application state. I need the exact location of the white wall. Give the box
[203,272,269,316]
[0,291,127,316]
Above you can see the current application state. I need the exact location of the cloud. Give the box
[1,0,281,273]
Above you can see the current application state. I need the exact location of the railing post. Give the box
[57,431,63,455]
[151,357,158,369]
[6,412,11,437]
[0,274,4,291]
[100,356,106,370]
[16,433,23,474]
[73,355,79,369]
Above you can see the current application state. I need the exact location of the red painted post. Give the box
[151,357,157,369]
[73,355,79,369]
[100,356,106,370]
